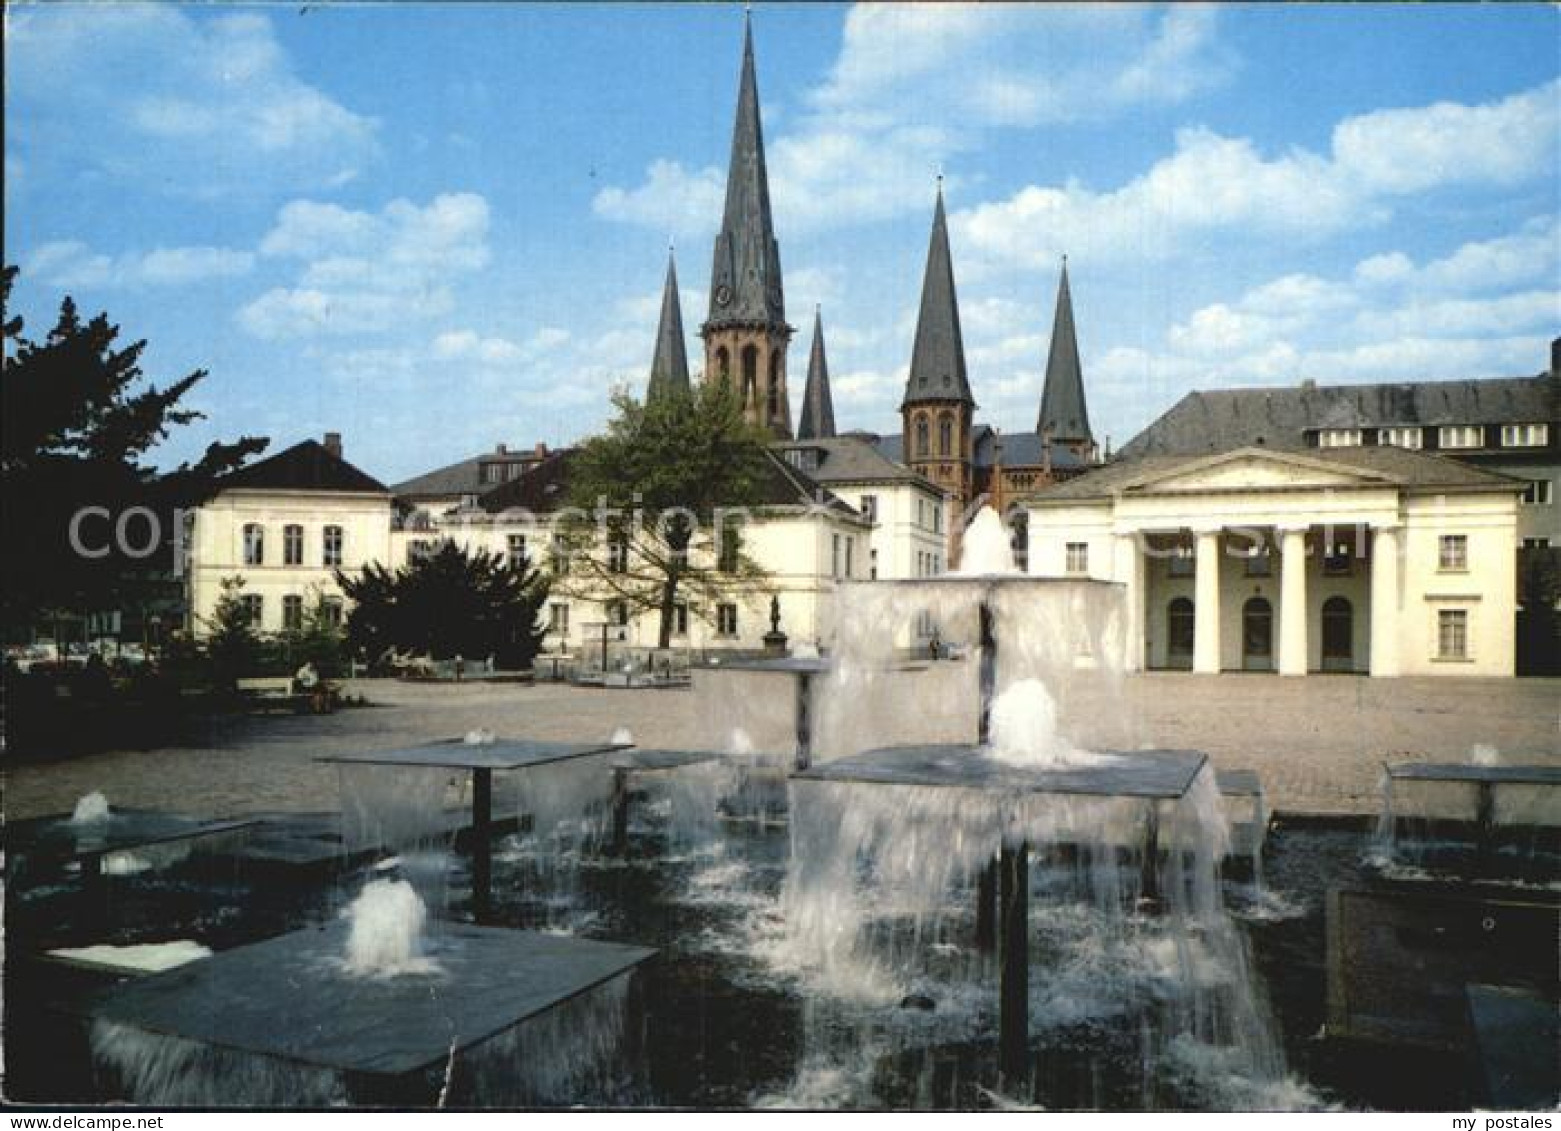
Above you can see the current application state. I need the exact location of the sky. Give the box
[6,3,1558,484]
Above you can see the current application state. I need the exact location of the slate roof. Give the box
[478,446,864,522]
[1029,445,1526,504]
[1119,373,1558,459]
[796,307,836,440]
[903,187,974,408]
[773,436,931,486]
[870,427,1091,471]
[647,252,691,402]
[479,450,578,514]
[704,15,786,333]
[392,454,488,499]
[1036,260,1093,446]
[219,439,388,494]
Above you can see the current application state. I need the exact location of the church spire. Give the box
[1036,257,1093,447]
[797,306,836,440]
[700,12,793,438]
[705,10,785,331]
[647,250,690,403]
[903,183,974,408]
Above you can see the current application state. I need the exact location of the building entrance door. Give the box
[1242,597,1273,671]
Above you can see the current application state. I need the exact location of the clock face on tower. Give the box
[715,284,732,307]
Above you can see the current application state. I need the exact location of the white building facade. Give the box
[1026,447,1523,677]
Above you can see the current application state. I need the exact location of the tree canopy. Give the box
[336,540,549,669]
[561,381,774,647]
[1,266,265,635]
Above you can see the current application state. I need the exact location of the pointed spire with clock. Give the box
[701,11,794,438]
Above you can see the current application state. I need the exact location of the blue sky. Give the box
[6,3,1558,483]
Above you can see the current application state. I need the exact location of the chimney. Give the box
[323,432,343,459]
[1550,336,1559,378]
[495,442,508,455]
[534,441,548,459]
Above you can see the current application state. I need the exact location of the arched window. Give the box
[1167,597,1194,668]
[715,346,731,387]
[938,413,954,457]
[1242,597,1273,670]
[741,344,759,408]
[1321,596,1353,669]
[767,350,781,423]
[915,416,930,458]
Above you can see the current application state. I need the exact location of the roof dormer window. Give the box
[1501,423,1549,448]
[1439,425,1484,450]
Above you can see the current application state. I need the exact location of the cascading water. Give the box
[762,507,1296,1107]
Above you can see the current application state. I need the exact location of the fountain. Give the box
[780,507,1288,1100]
[85,870,656,1106]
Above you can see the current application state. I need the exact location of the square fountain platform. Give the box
[608,749,724,773]
[6,808,260,867]
[1384,763,1561,786]
[794,745,1207,799]
[317,738,631,772]
[87,923,656,1079]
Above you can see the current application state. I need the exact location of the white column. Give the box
[1193,527,1222,674]
[1115,531,1145,672]
[1278,526,1309,676]
[1369,524,1401,677]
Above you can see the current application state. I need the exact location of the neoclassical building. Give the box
[1026,446,1523,677]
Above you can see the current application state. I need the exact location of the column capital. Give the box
[1276,523,1311,538]
[1190,523,1223,538]
[1371,522,1403,535]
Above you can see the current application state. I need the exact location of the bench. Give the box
[235,677,309,714]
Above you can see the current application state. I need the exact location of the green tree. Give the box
[279,586,349,678]
[1,266,266,637]
[561,381,773,648]
[337,541,549,669]
[203,577,262,689]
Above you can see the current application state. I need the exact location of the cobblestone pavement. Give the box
[5,675,1557,820]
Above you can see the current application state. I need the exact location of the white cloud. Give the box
[7,7,379,198]
[239,193,491,339]
[25,240,254,288]
[592,160,725,240]
[954,81,1560,270]
[1333,81,1560,195]
[597,4,1233,237]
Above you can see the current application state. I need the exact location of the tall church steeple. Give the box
[647,250,691,404]
[797,306,836,440]
[1036,257,1093,454]
[901,182,975,504]
[701,12,794,438]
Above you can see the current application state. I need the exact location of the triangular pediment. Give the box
[1122,448,1399,495]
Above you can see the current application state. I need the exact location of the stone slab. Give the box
[1385,763,1561,787]
[317,739,631,773]
[794,745,1207,800]
[90,923,656,1078]
[607,749,725,773]
[7,809,259,866]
